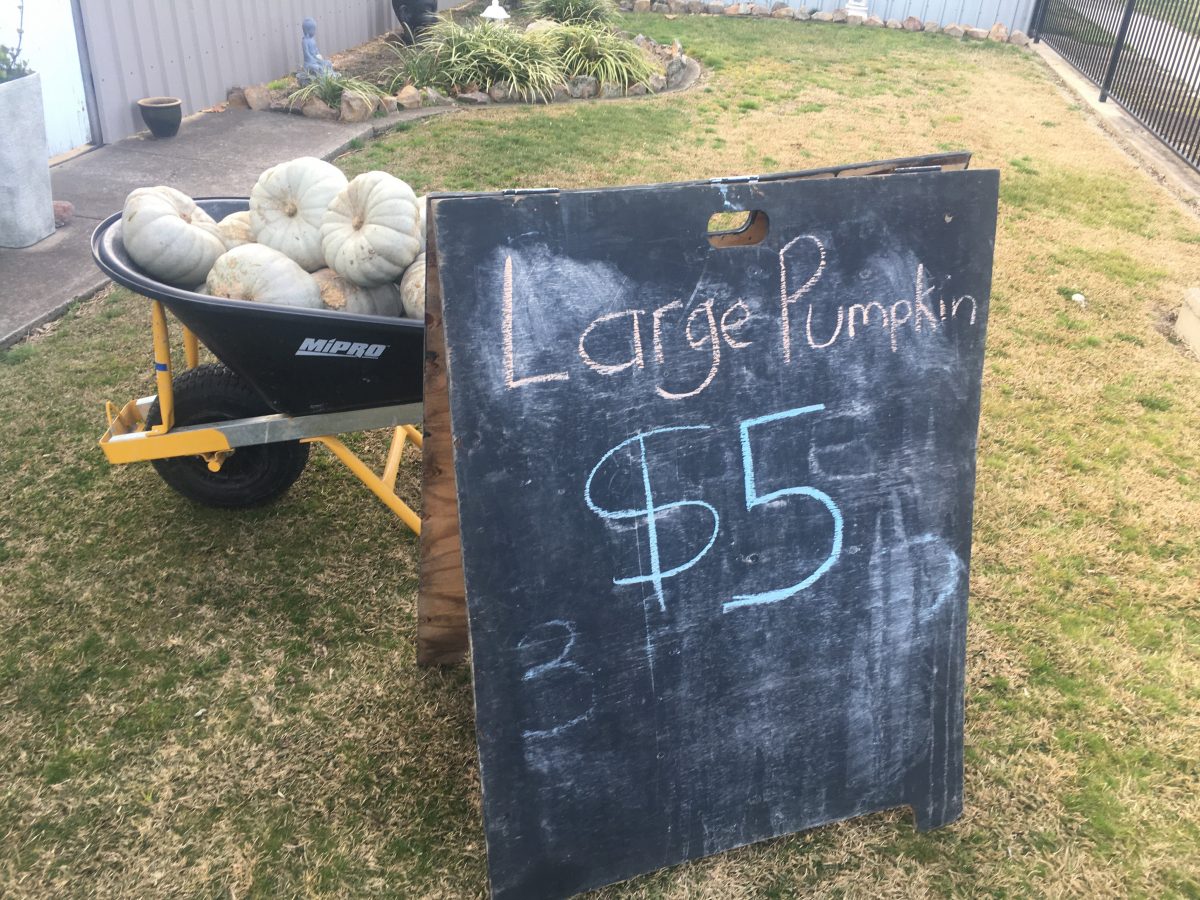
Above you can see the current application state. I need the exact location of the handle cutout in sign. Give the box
[707,209,769,248]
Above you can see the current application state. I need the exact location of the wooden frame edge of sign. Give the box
[417,221,470,666]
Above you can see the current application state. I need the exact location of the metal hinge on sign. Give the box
[710,175,760,185]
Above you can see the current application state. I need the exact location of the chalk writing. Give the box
[503,255,570,389]
[585,427,720,613]
[501,243,983,401]
[518,620,595,739]
[726,405,844,611]
[585,405,843,614]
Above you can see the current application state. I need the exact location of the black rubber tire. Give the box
[145,363,309,508]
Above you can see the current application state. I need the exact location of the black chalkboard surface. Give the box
[432,158,998,900]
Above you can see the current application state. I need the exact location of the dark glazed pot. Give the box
[137,96,182,138]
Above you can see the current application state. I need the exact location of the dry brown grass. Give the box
[0,13,1198,899]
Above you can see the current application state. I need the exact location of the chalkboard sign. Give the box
[432,158,998,900]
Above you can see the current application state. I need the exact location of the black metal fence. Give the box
[1031,0,1200,171]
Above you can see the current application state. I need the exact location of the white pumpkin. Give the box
[121,186,225,287]
[321,171,422,287]
[416,194,428,252]
[218,211,255,250]
[313,268,402,316]
[250,157,348,271]
[206,244,322,308]
[399,253,425,319]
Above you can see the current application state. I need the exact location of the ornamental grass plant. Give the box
[525,0,620,25]
[287,73,387,111]
[548,24,661,87]
[388,20,660,98]
[388,21,566,101]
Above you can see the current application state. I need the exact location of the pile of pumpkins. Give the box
[120,156,426,319]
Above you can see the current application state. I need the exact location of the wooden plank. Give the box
[416,222,469,666]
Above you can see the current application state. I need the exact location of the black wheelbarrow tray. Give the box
[92,197,425,532]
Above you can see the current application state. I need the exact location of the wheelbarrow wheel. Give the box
[145,363,309,508]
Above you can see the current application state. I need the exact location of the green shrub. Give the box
[547,24,661,89]
[389,21,567,102]
[525,0,618,25]
[288,74,385,110]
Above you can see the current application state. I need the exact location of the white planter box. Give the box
[0,72,54,248]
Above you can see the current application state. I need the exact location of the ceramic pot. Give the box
[138,96,182,138]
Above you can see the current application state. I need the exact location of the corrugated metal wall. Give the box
[793,0,1036,31]
[78,0,393,145]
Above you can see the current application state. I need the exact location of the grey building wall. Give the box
[791,0,1037,30]
[78,0,395,145]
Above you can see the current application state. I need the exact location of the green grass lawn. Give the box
[2,14,1199,898]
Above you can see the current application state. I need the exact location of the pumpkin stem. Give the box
[352,214,365,230]
[284,201,298,217]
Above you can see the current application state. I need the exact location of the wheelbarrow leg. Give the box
[304,435,422,536]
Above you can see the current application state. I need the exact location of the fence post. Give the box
[1029,0,1047,42]
[1099,0,1138,102]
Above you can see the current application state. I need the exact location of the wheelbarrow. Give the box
[91,198,426,534]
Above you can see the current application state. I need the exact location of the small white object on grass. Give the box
[481,0,510,20]
[1072,292,1087,308]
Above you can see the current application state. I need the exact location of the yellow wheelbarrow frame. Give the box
[99,300,424,535]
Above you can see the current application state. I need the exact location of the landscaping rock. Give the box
[633,0,652,10]
[813,10,834,20]
[902,15,923,30]
[672,38,685,55]
[598,81,621,98]
[1008,29,1031,46]
[526,17,559,31]
[924,20,940,32]
[378,95,398,114]
[831,8,848,21]
[488,81,512,102]
[724,3,741,12]
[457,90,491,104]
[569,75,599,99]
[687,0,707,12]
[943,22,965,37]
[847,13,865,24]
[649,72,668,91]
[864,15,884,26]
[619,0,634,8]
[552,83,571,102]
[708,2,727,12]
[301,96,338,119]
[651,1,669,11]
[226,87,249,109]
[340,91,375,122]
[52,200,74,228]
[243,84,272,111]
[988,22,1008,41]
[795,7,812,18]
[771,1,789,9]
[668,0,687,13]
[666,56,687,86]
[773,5,795,16]
[886,17,903,27]
[751,4,771,14]
[628,82,649,95]
[964,26,988,40]
[423,87,452,106]
[396,85,422,109]
[1175,288,1200,356]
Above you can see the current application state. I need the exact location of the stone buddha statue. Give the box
[298,17,337,84]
